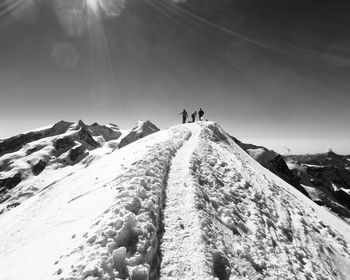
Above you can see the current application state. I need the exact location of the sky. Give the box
[0,0,350,155]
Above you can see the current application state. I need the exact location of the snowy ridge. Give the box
[187,123,350,279]
[0,122,349,280]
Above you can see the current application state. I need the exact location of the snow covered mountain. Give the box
[0,122,350,280]
[0,120,159,215]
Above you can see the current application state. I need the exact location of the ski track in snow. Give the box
[160,124,212,279]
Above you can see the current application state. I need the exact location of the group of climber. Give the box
[179,108,205,124]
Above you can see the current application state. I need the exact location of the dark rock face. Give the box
[305,165,350,212]
[0,132,44,157]
[32,160,47,176]
[267,155,309,197]
[77,127,100,149]
[54,137,76,152]
[0,173,21,202]
[306,166,350,190]
[26,145,43,156]
[119,136,133,149]
[69,120,100,149]
[333,189,350,208]
[69,145,88,162]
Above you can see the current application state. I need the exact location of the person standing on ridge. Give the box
[179,109,188,124]
[198,108,204,121]
[191,111,197,122]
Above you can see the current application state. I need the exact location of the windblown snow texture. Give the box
[0,122,349,280]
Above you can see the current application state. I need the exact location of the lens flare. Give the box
[84,0,118,107]
[51,42,80,68]
[50,0,126,106]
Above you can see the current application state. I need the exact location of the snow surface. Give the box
[0,122,350,280]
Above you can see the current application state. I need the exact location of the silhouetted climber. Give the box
[191,111,197,122]
[179,109,188,124]
[198,108,204,121]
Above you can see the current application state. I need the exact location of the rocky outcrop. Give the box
[69,145,88,163]
[54,137,76,153]
[71,120,100,149]
[333,189,350,208]
[31,160,47,176]
[268,155,309,197]
[0,173,21,202]
[77,127,100,149]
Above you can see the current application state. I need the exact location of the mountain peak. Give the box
[0,121,350,280]
[135,119,159,132]
[78,119,86,126]
[70,120,88,131]
[118,120,160,148]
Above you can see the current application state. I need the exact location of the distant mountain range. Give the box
[286,152,350,221]
[0,120,159,214]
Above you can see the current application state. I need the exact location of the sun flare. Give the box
[86,0,99,12]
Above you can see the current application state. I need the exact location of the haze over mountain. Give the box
[1,0,350,154]
[0,120,350,280]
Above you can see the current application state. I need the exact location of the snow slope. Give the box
[0,122,349,280]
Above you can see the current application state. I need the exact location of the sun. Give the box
[86,0,99,12]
